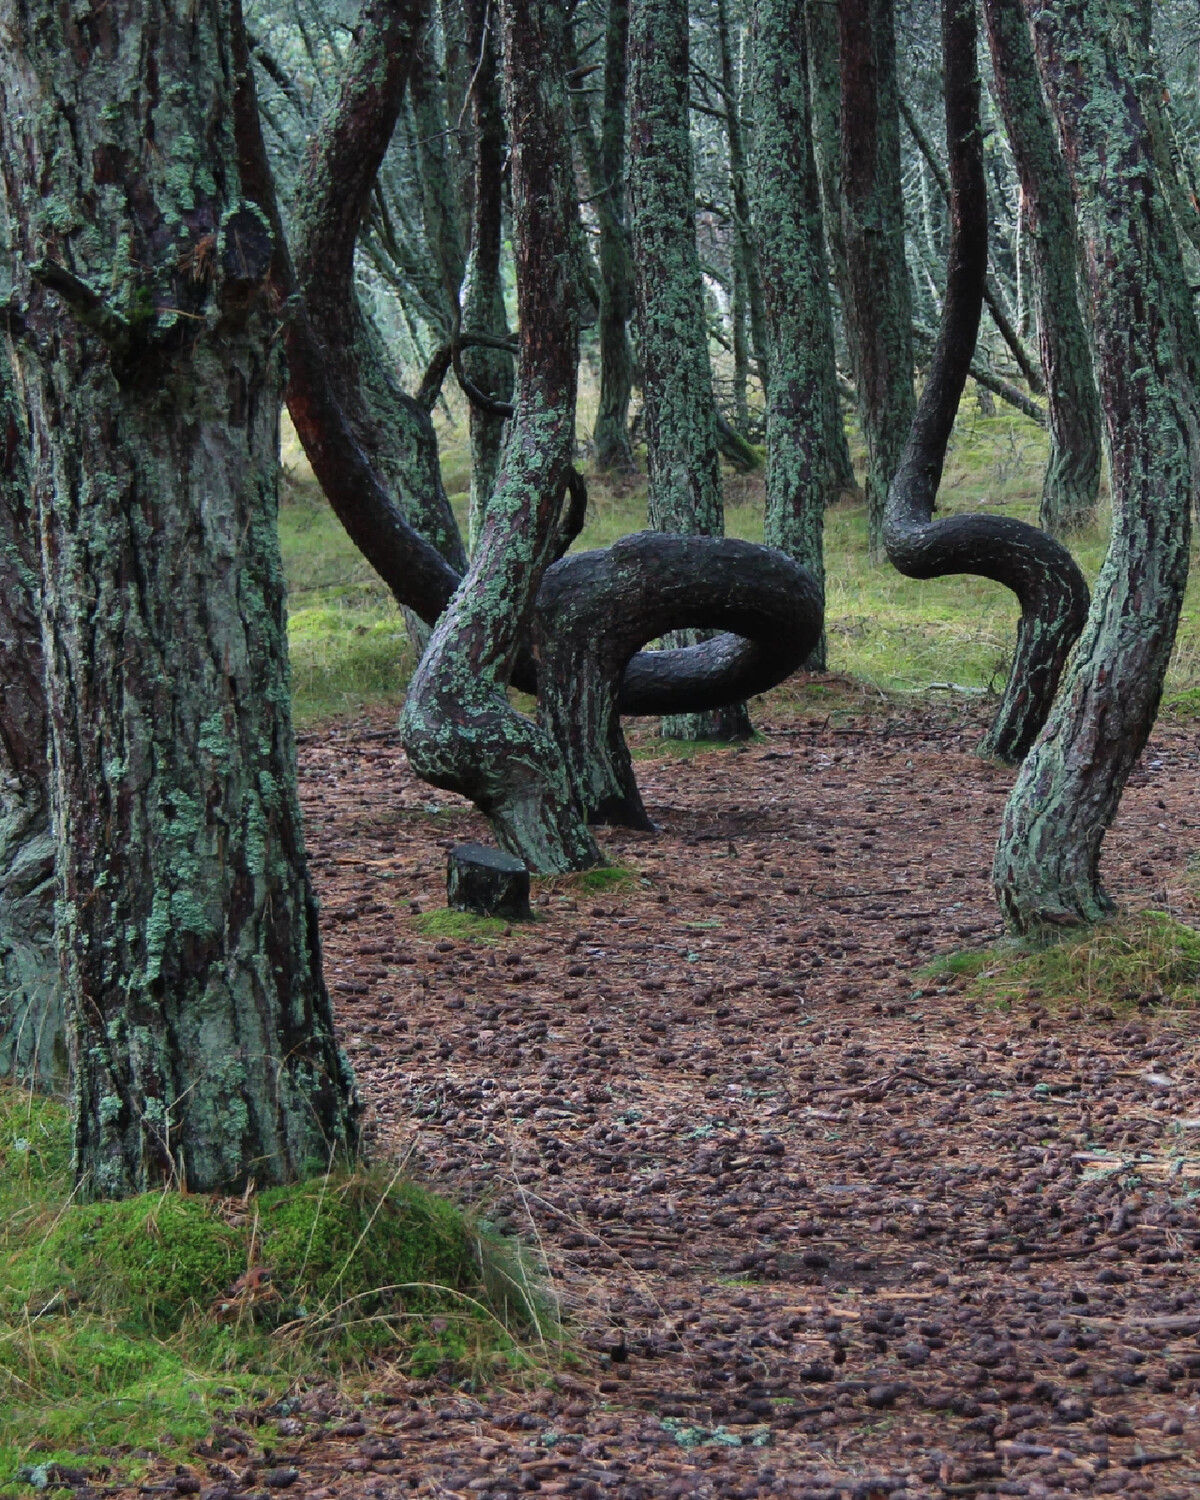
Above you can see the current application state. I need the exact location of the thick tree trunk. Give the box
[983,0,1102,536]
[747,0,836,669]
[838,0,916,562]
[1,0,359,1196]
[401,0,601,874]
[629,0,750,742]
[459,0,512,551]
[883,0,1089,768]
[0,336,61,1088]
[993,0,1200,932]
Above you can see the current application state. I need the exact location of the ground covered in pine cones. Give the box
[138,686,1200,1500]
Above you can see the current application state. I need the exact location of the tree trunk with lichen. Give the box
[993,0,1200,933]
[1,0,359,1196]
[460,0,512,550]
[400,0,601,875]
[838,0,916,561]
[747,0,834,669]
[983,0,1101,536]
[0,331,62,1088]
[629,0,750,741]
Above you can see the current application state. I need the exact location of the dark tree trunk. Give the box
[1,0,359,1196]
[459,0,512,551]
[983,0,1102,535]
[838,0,916,561]
[288,0,468,657]
[883,0,1089,768]
[0,331,62,1088]
[401,0,602,874]
[629,0,750,742]
[993,0,1200,932]
[747,0,837,669]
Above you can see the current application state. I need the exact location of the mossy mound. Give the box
[0,1085,550,1492]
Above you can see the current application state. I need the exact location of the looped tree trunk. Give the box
[534,534,823,828]
[882,0,1088,766]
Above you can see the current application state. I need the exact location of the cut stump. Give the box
[447,843,533,921]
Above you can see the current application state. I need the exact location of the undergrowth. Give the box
[0,1086,553,1491]
[921,910,1200,1013]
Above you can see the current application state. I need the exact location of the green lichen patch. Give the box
[919,911,1200,1014]
[0,1086,553,1492]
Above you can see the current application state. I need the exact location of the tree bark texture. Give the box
[884,0,1088,768]
[400,0,603,874]
[629,0,749,742]
[459,0,513,551]
[1,0,359,1196]
[993,0,1200,932]
[0,329,61,1087]
[838,0,916,561]
[983,0,1102,536]
[747,0,836,669]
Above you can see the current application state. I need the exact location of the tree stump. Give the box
[447,843,533,921]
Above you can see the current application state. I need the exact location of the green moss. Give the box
[919,911,1200,1013]
[409,909,513,941]
[549,864,638,893]
[0,1086,552,1491]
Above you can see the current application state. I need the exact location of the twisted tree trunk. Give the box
[838,0,916,562]
[983,0,1102,536]
[400,0,602,874]
[994,0,1200,931]
[0,332,61,1088]
[629,0,750,742]
[2,0,359,1196]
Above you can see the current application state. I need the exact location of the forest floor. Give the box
[137,682,1200,1500]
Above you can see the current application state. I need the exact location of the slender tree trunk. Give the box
[838,0,916,561]
[994,0,1200,932]
[629,0,750,740]
[459,0,512,551]
[1,0,359,1196]
[0,334,62,1088]
[410,23,467,322]
[401,0,601,874]
[747,0,834,669]
[983,0,1102,535]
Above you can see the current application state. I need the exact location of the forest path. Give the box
[199,690,1200,1499]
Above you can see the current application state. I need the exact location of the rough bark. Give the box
[1,0,359,1195]
[459,0,512,550]
[838,0,916,561]
[884,0,1089,767]
[993,0,1200,932]
[288,0,468,654]
[629,0,749,742]
[400,0,602,874]
[747,0,835,669]
[983,0,1102,535]
[0,322,61,1087]
[535,535,823,828]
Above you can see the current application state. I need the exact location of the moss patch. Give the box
[0,1086,550,1492]
[409,909,516,941]
[920,911,1200,1013]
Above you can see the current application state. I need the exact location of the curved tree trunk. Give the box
[460,0,513,551]
[629,0,750,742]
[747,0,835,669]
[0,336,61,1088]
[983,0,1102,536]
[2,0,359,1196]
[838,0,916,562]
[883,0,1088,768]
[400,0,602,875]
[993,0,1200,932]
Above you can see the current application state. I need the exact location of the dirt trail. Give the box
[183,693,1200,1499]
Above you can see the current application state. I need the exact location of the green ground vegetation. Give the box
[0,1084,551,1490]
[921,910,1200,1014]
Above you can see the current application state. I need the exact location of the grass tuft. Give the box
[0,1085,553,1491]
